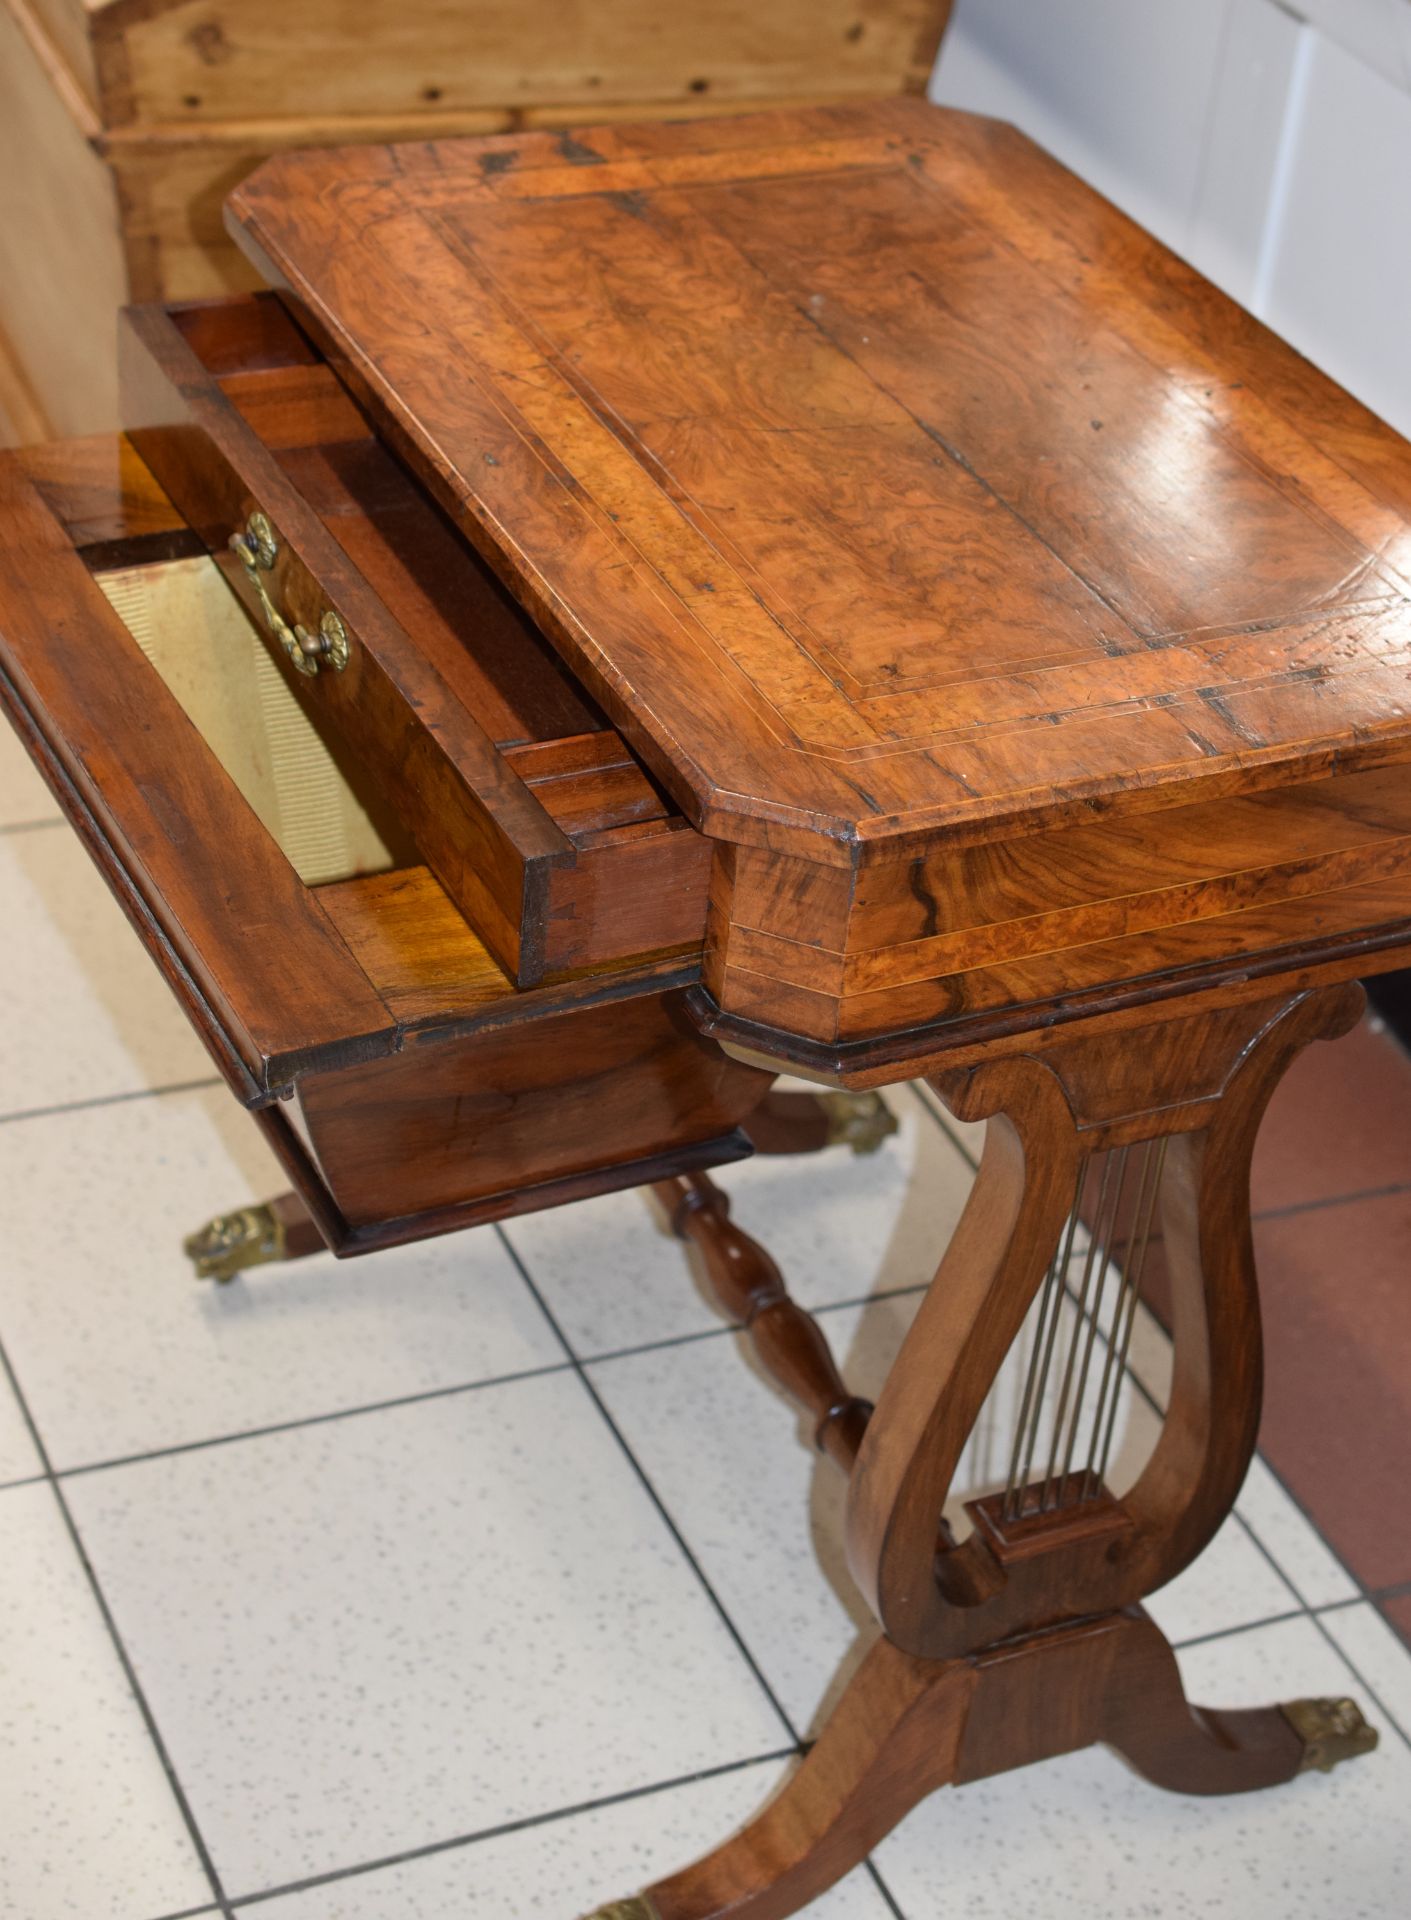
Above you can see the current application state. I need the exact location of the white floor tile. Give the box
[0,1086,565,1468]
[1148,1511,1301,1645]
[594,1290,1305,1738]
[591,1296,919,1735]
[64,1373,789,1898]
[0,724,59,828]
[238,1759,892,1920]
[507,1085,975,1359]
[1236,1456,1362,1610]
[0,829,211,1113]
[911,1078,986,1163]
[0,1359,41,1484]
[0,1481,211,1920]
[1123,1295,1176,1407]
[875,1614,1410,1919]
[1319,1602,1411,1745]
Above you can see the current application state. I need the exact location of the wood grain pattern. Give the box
[295,989,771,1228]
[654,1170,874,1470]
[0,0,953,440]
[0,455,397,1095]
[123,295,715,981]
[847,984,1362,1657]
[639,1608,1306,1919]
[229,99,1411,870]
[17,432,193,558]
[66,0,951,127]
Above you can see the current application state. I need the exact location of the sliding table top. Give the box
[228,99,1411,867]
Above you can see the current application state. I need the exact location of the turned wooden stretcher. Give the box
[2,98,1405,1918]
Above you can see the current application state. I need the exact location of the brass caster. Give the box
[578,1903,659,1920]
[1282,1695,1379,1773]
[818,1089,899,1155]
[184,1204,287,1282]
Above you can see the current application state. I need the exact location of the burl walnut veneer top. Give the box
[229,99,1411,867]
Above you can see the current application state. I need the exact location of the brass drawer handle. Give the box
[229,510,351,677]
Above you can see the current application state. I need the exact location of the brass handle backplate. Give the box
[229,510,351,677]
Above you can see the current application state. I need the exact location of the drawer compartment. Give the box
[119,293,712,986]
[0,435,769,1248]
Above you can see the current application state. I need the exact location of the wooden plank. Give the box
[0,315,52,447]
[0,455,397,1092]
[100,0,952,126]
[0,0,128,436]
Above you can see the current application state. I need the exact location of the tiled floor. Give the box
[2,723,1410,1920]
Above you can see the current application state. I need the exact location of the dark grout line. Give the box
[1308,1609,1411,1757]
[0,1075,223,1129]
[581,1279,930,1372]
[913,1082,1387,1632]
[1168,1585,1411,1760]
[495,1222,804,1749]
[1236,1446,1384,1617]
[1171,1606,1308,1652]
[912,1081,981,1171]
[1253,1180,1411,1222]
[1372,1577,1411,1603]
[55,1360,578,1481]
[865,1859,908,1917]
[0,1471,46,1494]
[229,1746,798,1909]
[0,1331,237,1920]
[42,1284,936,1485]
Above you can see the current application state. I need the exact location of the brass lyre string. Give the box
[1038,1147,1124,1511]
[1050,1145,1131,1507]
[1087,1136,1169,1497]
[1002,1167,1085,1522]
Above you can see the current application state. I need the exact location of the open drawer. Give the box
[0,436,769,1249]
[118,292,712,987]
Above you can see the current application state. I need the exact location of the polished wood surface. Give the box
[640,1610,1307,1920]
[1,99,1401,1920]
[620,983,1372,1918]
[227,100,1411,1061]
[230,100,1411,864]
[121,293,714,984]
[1,0,953,440]
[654,1170,874,1471]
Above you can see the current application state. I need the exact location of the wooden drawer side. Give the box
[121,298,576,982]
[0,453,399,1096]
[122,294,714,980]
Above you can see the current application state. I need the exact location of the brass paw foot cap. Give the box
[819,1089,899,1155]
[1282,1695,1379,1773]
[579,1901,660,1920]
[183,1204,286,1282]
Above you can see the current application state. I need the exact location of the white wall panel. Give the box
[930,0,1233,248]
[1188,0,1303,308]
[932,0,1411,437]
[1262,31,1411,433]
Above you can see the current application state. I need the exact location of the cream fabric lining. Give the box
[99,556,394,886]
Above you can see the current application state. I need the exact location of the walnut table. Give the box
[3,98,1407,1919]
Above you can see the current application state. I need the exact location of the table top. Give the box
[229,99,1411,867]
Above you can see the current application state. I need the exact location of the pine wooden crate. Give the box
[0,0,952,442]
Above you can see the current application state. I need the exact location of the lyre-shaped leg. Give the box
[602,984,1378,1920]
